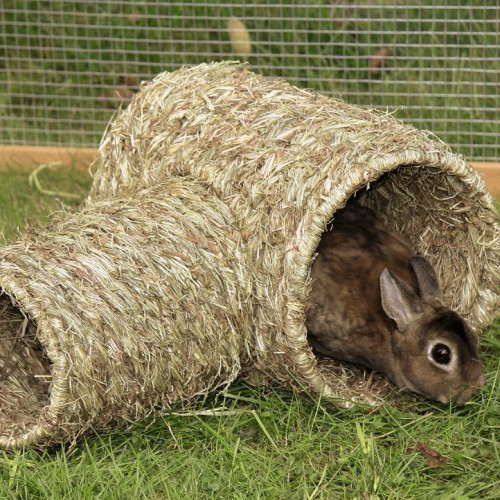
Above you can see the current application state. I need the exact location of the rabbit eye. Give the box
[431,343,451,365]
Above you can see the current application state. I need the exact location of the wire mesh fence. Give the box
[1,1,499,161]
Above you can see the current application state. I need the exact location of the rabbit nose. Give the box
[454,381,483,405]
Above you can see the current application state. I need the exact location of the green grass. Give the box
[0,169,500,498]
[0,166,90,244]
[2,1,500,160]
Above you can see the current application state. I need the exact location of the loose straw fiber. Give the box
[90,61,500,389]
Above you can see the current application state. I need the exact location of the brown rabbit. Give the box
[306,202,484,404]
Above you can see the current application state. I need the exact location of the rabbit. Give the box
[306,201,484,404]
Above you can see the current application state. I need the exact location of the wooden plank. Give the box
[472,162,500,195]
[1,145,500,195]
[0,145,97,172]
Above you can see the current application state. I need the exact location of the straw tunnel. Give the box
[0,62,499,449]
[0,178,258,449]
[90,62,500,390]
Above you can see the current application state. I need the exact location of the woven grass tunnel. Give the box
[90,62,500,382]
[1,62,500,449]
[0,178,255,449]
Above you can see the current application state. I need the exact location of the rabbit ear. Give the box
[380,268,423,331]
[410,256,443,304]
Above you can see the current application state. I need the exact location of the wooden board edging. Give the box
[1,145,500,195]
[0,145,97,172]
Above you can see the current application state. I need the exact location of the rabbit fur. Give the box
[306,201,484,404]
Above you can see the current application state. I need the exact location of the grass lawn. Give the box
[0,167,499,499]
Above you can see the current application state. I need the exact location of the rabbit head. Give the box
[380,256,484,404]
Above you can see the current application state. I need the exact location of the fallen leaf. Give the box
[100,75,141,108]
[416,442,447,467]
[99,86,135,108]
[126,12,144,23]
[369,48,390,74]
[227,16,252,61]
[118,74,140,91]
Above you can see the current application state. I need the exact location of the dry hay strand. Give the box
[0,62,499,450]
[89,61,500,399]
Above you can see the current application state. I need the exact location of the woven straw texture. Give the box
[1,62,499,449]
[90,62,500,391]
[0,178,254,450]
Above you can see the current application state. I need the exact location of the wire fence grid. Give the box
[1,1,499,161]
